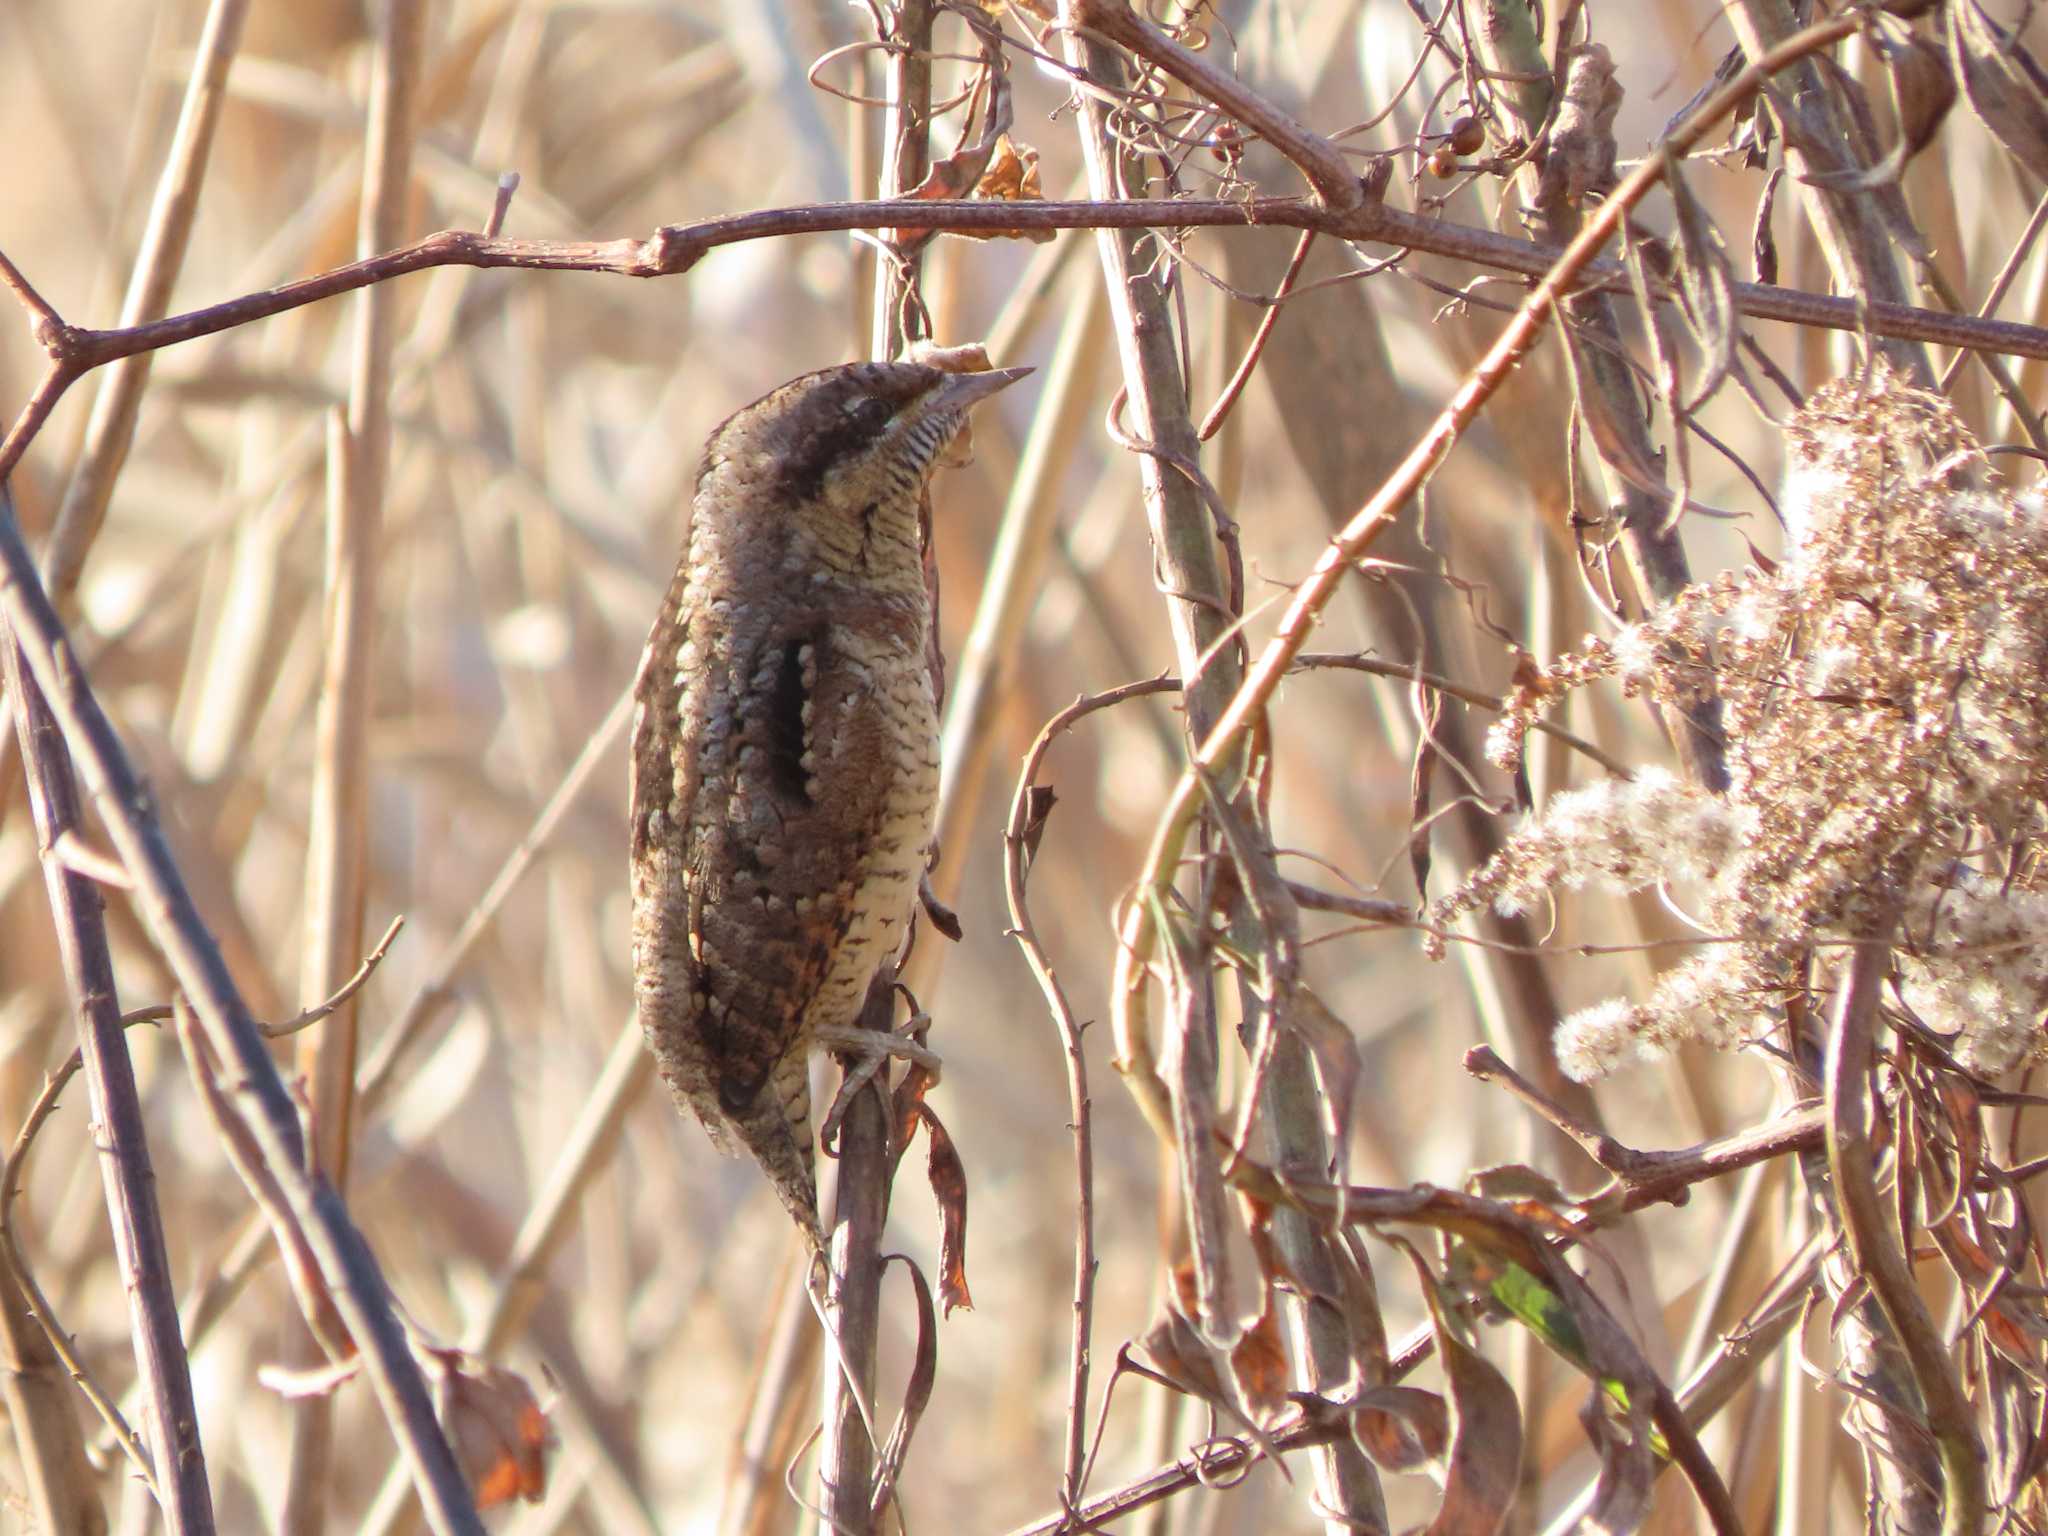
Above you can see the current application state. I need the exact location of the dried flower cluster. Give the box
[1435,371,2048,1080]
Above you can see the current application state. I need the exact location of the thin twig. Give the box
[2,614,216,1531]
[1005,677,1177,1508]
[11,185,2048,490]
[1197,229,1314,442]
[1825,927,1986,1536]
[1069,0,1360,211]
[820,3,943,1529]
[0,490,485,1536]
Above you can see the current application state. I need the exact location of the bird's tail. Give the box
[722,1049,822,1250]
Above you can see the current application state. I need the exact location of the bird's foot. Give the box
[815,1018,942,1148]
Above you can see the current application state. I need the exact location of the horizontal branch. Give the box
[55,197,2048,365]
[6,187,2047,489]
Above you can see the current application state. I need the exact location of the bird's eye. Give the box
[844,395,895,435]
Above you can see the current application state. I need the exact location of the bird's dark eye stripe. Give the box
[774,415,888,499]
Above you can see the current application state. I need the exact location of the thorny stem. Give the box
[0,494,485,1535]
[0,921,400,1522]
[2,617,216,1532]
[10,190,2048,494]
[1826,928,1987,1536]
[1004,677,1179,1508]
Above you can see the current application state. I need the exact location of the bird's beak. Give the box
[924,365,1033,415]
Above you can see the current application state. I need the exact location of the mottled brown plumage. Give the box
[630,359,1027,1246]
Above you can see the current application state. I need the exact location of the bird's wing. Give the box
[632,605,910,1112]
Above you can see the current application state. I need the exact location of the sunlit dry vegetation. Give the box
[7,1,2048,1533]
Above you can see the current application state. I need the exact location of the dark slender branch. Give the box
[2,614,216,1532]
[1291,652,1633,776]
[6,176,2048,491]
[1826,929,1986,1536]
[0,492,485,1535]
[820,6,941,1530]
[1005,679,1176,1508]
[1465,1043,1826,1202]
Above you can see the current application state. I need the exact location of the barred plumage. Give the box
[629,360,1026,1244]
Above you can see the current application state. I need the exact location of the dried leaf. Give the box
[1391,1238,1523,1536]
[1581,1394,1655,1536]
[1165,951,1233,1346]
[918,1104,973,1315]
[1804,25,1954,190]
[1620,221,1688,471]
[1951,1,2048,184]
[1889,29,1959,164]
[889,1052,937,1175]
[1241,1194,1303,1293]
[949,134,1055,244]
[1019,783,1057,873]
[1350,1384,1450,1472]
[1753,166,1782,286]
[1287,985,1360,1171]
[1139,1296,1230,1407]
[1667,161,1736,408]
[1409,687,1439,901]
[1941,1077,1984,1210]
[1558,317,1669,502]
[1228,1297,1289,1420]
[871,1256,940,1518]
[1137,1286,1288,1469]
[420,1347,552,1509]
[1340,1228,1392,1388]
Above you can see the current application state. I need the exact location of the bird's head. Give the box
[695,359,1030,589]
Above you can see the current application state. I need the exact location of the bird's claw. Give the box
[815,1019,943,1150]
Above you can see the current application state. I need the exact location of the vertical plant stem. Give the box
[819,5,941,1531]
[1826,931,1986,1536]
[0,1223,108,1536]
[285,3,424,1528]
[2,631,215,1534]
[1057,11,1388,1530]
[820,974,899,1534]
[43,0,251,608]
[871,0,935,363]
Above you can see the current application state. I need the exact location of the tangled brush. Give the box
[1434,369,2048,1080]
